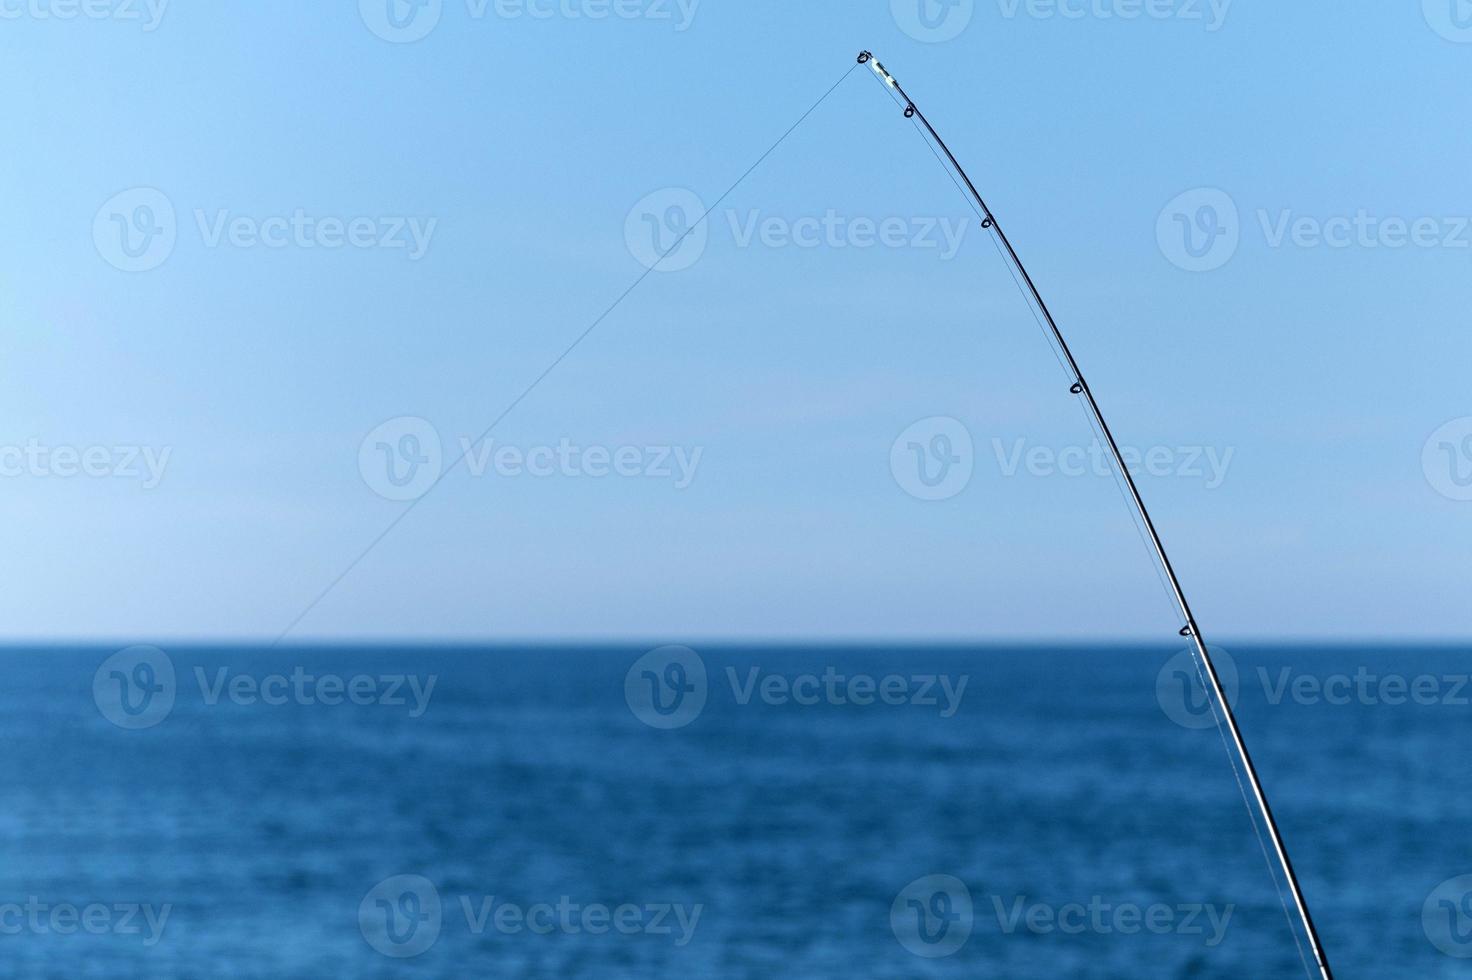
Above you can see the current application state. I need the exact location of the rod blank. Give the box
[857,49,1334,980]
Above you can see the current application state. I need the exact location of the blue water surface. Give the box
[0,643,1465,978]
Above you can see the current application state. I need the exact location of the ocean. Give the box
[0,643,1465,978]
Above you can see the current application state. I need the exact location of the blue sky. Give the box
[1,2,1469,641]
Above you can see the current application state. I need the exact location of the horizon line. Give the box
[0,635,1464,649]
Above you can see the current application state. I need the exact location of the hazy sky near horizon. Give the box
[1,2,1469,641]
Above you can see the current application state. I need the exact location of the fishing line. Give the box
[272,61,862,644]
[877,65,1317,980]
[858,51,1332,979]
[995,165,1315,978]
[1072,399,1191,621]
[961,156,1298,955]
[868,71,1078,382]
[1186,645,1317,978]
[868,67,1185,625]
[937,122,1312,967]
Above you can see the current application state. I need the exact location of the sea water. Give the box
[0,643,1464,978]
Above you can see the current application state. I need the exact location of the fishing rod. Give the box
[855,51,1333,980]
